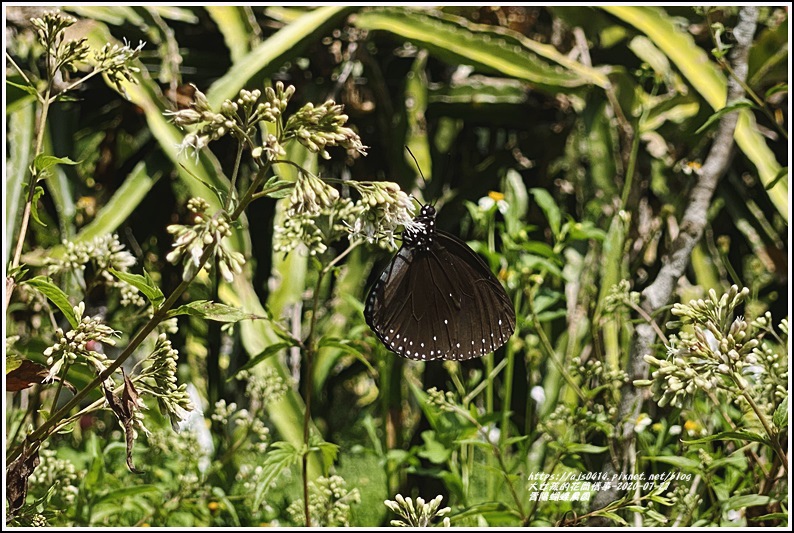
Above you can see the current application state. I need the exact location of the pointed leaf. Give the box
[30,186,46,227]
[208,6,357,107]
[25,276,78,329]
[32,154,79,174]
[317,337,376,375]
[773,398,787,430]
[565,443,608,454]
[229,342,293,379]
[253,441,301,510]
[725,494,773,510]
[108,268,165,308]
[167,300,264,322]
[644,455,701,470]
[681,430,771,446]
[352,8,608,94]
[695,98,756,134]
[530,188,561,237]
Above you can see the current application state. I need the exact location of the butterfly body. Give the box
[365,205,516,361]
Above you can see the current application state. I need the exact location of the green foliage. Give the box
[5,5,788,528]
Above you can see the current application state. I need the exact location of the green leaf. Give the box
[108,268,165,309]
[353,7,608,96]
[645,509,669,523]
[30,186,46,227]
[594,511,628,526]
[253,441,301,510]
[262,176,295,197]
[530,188,562,237]
[6,352,22,373]
[25,276,78,329]
[6,105,35,258]
[752,512,789,521]
[503,435,529,446]
[644,455,701,470]
[317,337,376,376]
[448,501,521,523]
[167,300,264,323]
[724,494,773,510]
[682,430,771,446]
[312,440,340,472]
[229,342,293,379]
[32,154,79,174]
[605,6,786,218]
[206,7,255,63]
[695,98,756,134]
[764,83,788,100]
[565,443,608,454]
[208,6,357,107]
[265,187,293,199]
[94,485,161,505]
[765,167,788,191]
[418,431,452,464]
[773,398,788,429]
[6,79,40,98]
[33,159,165,262]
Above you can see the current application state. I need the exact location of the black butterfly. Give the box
[365,204,516,361]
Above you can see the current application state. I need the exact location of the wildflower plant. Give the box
[7,8,391,524]
[637,285,789,468]
[287,475,361,526]
[384,494,451,527]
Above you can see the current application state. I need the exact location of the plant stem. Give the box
[738,386,788,472]
[454,404,527,524]
[8,244,215,463]
[50,360,72,415]
[11,88,52,272]
[299,240,361,525]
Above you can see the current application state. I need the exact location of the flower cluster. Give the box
[284,100,367,159]
[136,334,193,429]
[287,172,340,217]
[276,177,419,254]
[209,398,270,454]
[91,39,144,98]
[542,401,615,442]
[168,85,235,160]
[242,367,289,407]
[638,286,766,408]
[603,279,641,314]
[273,212,329,256]
[27,444,81,508]
[166,203,245,282]
[569,356,629,388]
[345,181,419,249]
[43,302,120,382]
[426,387,458,413]
[27,10,142,100]
[384,494,451,527]
[287,475,361,526]
[30,11,89,72]
[47,233,144,307]
[170,82,365,164]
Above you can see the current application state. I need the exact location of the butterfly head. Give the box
[403,204,437,251]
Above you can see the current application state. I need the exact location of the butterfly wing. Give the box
[365,232,515,361]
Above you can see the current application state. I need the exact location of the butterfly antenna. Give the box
[405,146,429,207]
